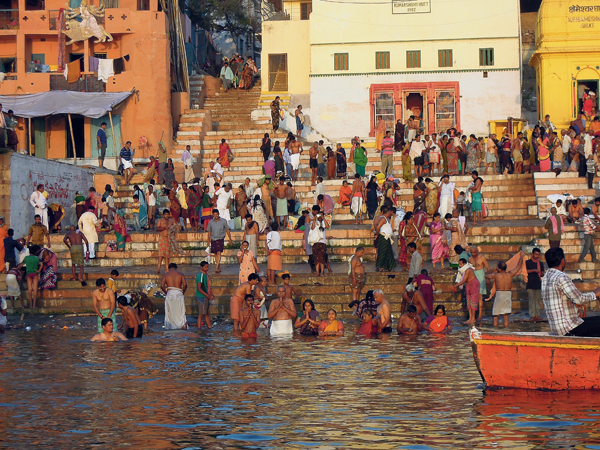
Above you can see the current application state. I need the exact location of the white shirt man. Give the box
[409,137,425,161]
[562,132,571,155]
[215,185,234,221]
[213,161,224,178]
[29,186,48,229]
[78,208,99,259]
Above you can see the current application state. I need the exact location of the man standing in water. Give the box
[230,273,259,331]
[485,252,524,327]
[63,225,89,285]
[162,263,188,330]
[92,278,117,333]
[468,245,489,320]
[373,289,392,333]
[116,296,143,338]
[239,294,260,338]
[268,285,297,337]
[91,318,127,342]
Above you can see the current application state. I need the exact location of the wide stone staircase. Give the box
[533,171,599,218]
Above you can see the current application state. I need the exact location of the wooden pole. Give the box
[109,111,118,169]
[28,117,31,155]
[68,113,76,164]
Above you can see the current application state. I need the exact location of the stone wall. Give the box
[8,154,95,237]
[0,153,10,225]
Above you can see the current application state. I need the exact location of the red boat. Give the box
[470,327,600,390]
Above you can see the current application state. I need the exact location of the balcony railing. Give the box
[0,10,19,30]
[50,74,106,92]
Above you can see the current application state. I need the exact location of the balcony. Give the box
[0,9,19,30]
[50,73,106,92]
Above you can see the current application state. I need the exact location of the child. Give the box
[281,272,300,302]
[357,309,379,336]
[117,296,143,338]
[24,245,41,310]
[146,184,157,230]
[196,261,213,330]
[586,154,597,189]
[106,269,121,295]
[295,210,309,232]
[424,304,452,333]
[132,194,141,231]
[456,191,466,217]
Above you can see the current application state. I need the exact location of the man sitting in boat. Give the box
[485,252,524,328]
[542,247,600,336]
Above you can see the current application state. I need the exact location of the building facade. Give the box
[0,0,187,166]
[262,0,522,139]
[529,0,600,130]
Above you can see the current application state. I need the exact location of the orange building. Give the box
[0,0,188,167]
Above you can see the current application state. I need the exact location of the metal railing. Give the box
[0,10,19,30]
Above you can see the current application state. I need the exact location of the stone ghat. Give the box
[2,268,596,318]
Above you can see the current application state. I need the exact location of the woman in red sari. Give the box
[168,189,181,222]
[219,139,231,169]
[445,139,460,175]
[187,185,202,231]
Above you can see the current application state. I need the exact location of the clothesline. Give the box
[63,54,131,84]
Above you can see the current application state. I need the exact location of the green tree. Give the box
[187,0,256,44]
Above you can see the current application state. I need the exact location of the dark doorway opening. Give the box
[66,115,85,159]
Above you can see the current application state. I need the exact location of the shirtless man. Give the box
[239,294,260,338]
[350,173,365,224]
[268,285,297,336]
[243,213,259,256]
[274,176,289,227]
[397,304,423,335]
[309,142,319,186]
[231,273,259,331]
[568,199,584,223]
[454,258,480,324]
[162,262,188,330]
[260,176,274,221]
[90,318,127,342]
[63,225,89,285]
[469,245,489,320]
[401,285,431,323]
[373,289,392,333]
[592,197,600,222]
[349,246,366,303]
[156,209,175,274]
[117,296,143,338]
[92,278,117,333]
[289,137,303,181]
[511,132,523,174]
[485,252,524,327]
[286,182,297,215]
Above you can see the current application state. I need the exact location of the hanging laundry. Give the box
[57,8,66,72]
[89,56,99,72]
[123,54,130,62]
[113,57,125,75]
[98,58,114,82]
[63,62,68,80]
[67,59,81,83]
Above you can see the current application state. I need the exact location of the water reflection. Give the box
[0,327,598,449]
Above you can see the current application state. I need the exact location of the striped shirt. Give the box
[582,215,596,235]
[120,147,132,161]
[541,268,596,336]
[381,137,394,155]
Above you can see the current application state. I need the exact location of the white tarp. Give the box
[0,91,132,119]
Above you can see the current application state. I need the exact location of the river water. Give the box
[1,326,599,449]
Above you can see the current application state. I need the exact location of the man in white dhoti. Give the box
[162,262,188,330]
[182,145,195,183]
[268,285,297,337]
[288,136,302,181]
[120,141,135,184]
[78,206,99,259]
[29,184,48,229]
[438,174,455,219]
[484,252,524,328]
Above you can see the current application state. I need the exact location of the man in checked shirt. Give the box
[542,247,600,336]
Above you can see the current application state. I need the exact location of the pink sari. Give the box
[429,221,449,264]
[538,137,551,172]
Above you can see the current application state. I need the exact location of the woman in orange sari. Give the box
[318,309,345,336]
[168,189,181,221]
[219,139,231,169]
[537,135,551,172]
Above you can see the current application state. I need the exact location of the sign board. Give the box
[567,3,600,30]
[392,0,431,14]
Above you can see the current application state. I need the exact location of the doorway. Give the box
[31,117,46,158]
[404,92,426,134]
[577,79,598,116]
[66,115,85,159]
[268,53,288,91]
[90,114,121,159]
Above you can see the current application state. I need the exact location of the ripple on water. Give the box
[0,327,599,449]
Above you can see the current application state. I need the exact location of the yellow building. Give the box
[262,0,522,139]
[529,0,600,129]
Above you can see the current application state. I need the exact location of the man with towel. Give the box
[63,225,89,285]
[161,262,188,330]
[266,222,282,286]
[268,285,297,337]
[468,245,489,321]
[274,176,289,227]
[485,252,524,327]
[289,136,303,181]
[92,278,117,333]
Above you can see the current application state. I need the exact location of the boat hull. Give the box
[470,328,600,390]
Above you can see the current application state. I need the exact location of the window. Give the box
[407,51,421,68]
[334,53,348,71]
[438,49,453,68]
[435,90,456,134]
[300,2,312,20]
[479,48,494,66]
[375,52,390,70]
[374,92,395,131]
